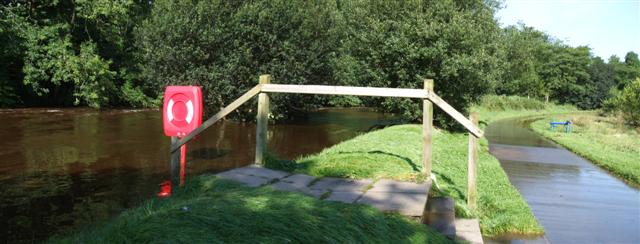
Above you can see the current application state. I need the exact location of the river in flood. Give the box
[0,108,396,243]
[484,118,640,244]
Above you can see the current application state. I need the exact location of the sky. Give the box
[495,0,640,60]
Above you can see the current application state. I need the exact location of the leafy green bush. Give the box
[21,23,116,108]
[120,81,159,108]
[1,1,154,108]
[0,5,27,107]
[606,78,640,126]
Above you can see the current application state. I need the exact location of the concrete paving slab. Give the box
[368,179,431,193]
[424,197,455,225]
[270,182,326,198]
[227,165,289,179]
[325,191,363,203]
[356,191,427,216]
[280,174,316,186]
[430,219,456,239]
[455,219,483,244]
[310,177,373,192]
[216,172,271,187]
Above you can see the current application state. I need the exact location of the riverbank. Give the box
[530,113,640,186]
[266,124,543,237]
[470,95,578,124]
[50,175,451,243]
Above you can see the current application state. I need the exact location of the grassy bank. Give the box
[266,124,543,236]
[530,113,640,186]
[471,95,577,124]
[51,176,451,243]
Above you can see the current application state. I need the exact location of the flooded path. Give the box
[0,108,395,242]
[485,118,640,244]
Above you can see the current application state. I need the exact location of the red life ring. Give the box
[163,86,202,137]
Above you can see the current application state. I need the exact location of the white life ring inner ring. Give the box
[167,98,194,125]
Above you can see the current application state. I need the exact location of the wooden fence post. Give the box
[467,112,479,210]
[423,79,434,178]
[255,74,271,165]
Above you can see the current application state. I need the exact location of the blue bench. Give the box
[550,120,572,133]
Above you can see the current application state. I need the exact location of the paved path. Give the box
[486,118,640,244]
[216,165,483,243]
[216,165,430,217]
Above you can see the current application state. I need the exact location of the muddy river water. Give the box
[2,109,638,243]
[485,118,640,244]
[0,108,395,242]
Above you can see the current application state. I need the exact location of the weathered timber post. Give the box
[255,74,271,165]
[170,136,181,186]
[422,79,434,178]
[467,112,479,210]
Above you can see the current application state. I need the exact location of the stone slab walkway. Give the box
[215,165,430,217]
[217,165,483,243]
[455,219,483,244]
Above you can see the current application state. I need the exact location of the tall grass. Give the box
[50,176,451,243]
[478,95,546,111]
[471,95,578,124]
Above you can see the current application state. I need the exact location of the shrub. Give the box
[606,78,640,126]
[477,95,546,111]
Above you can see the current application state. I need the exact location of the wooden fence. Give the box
[169,74,483,209]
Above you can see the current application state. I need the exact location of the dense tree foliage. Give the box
[137,0,340,119]
[605,78,640,126]
[1,0,639,127]
[0,1,153,108]
[497,23,639,110]
[330,0,502,127]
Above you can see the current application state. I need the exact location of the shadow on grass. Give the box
[431,170,465,201]
[336,150,420,172]
[265,150,420,180]
[51,176,450,243]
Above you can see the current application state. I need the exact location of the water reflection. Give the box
[0,108,394,242]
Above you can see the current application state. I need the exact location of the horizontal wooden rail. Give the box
[261,84,429,98]
[171,83,483,152]
[171,85,262,152]
[262,84,482,137]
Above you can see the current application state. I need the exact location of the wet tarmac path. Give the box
[485,118,640,244]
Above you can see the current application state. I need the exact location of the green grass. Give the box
[50,176,451,243]
[266,124,543,237]
[471,95,577,124]
[530,113,640,186]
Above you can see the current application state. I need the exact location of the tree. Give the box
[1,0,153,108]
[331,0,503,128]
[610,52,640,89]
[137,0,342,120]
[497,23,549,98]
[0,5,27,106]
[586,56,615,108]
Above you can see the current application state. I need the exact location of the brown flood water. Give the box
[484,118,640,244]
[0,108,396,243]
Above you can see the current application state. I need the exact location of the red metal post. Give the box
[180,144,186,187]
